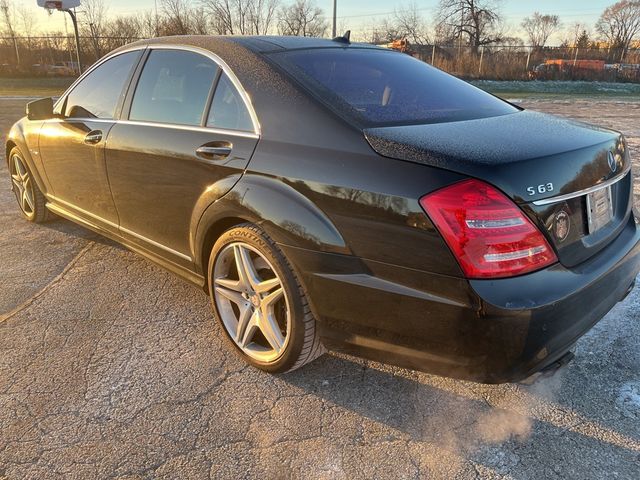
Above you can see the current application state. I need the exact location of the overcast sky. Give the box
[23,0,616,44]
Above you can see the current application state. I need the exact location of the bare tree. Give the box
[81,0,109,58]
[106,17,142,39]
[521,12,561,49]
[368,2,430,45]
[17,4,38,50]
[203,0,279,35]
[0,0,20,63]
[137,10,159,38]
[0,0,13,34]
[278,0,328,37]
[202,0,235,34]
[377,19,403,43]
[596,0,640,57]
[161,0,193,35]
[392,2,430,45]
[192,6,210,34]
[248,0,279,35]
[435,0,504,52]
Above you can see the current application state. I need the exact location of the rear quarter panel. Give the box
[197,135,466,278]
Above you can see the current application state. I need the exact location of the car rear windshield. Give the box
[269,48,518,128]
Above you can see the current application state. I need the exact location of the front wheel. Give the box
[8,147,52,223]
[208,224,323,373]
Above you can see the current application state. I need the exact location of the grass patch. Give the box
[0,77,76,97]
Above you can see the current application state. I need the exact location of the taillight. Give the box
[419,179,557,279]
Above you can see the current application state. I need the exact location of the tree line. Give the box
[1,0,639,60]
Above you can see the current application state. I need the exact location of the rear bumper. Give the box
[281,215,640,383]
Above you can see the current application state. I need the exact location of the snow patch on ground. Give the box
[472,80,640,99]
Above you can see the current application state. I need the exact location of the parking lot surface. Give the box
[1,97,639,479]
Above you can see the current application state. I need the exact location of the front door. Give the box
[39,50,143,231]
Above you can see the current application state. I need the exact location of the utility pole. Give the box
[332,0,337,38]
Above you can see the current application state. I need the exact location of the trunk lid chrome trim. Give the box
[532,165,631,206]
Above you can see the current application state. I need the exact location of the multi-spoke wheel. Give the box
[8,147,51,223]
[208,224,323,372]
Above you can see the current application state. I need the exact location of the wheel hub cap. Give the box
[10,154,35,216]
[212,242,291,363]
[250,294,261,307]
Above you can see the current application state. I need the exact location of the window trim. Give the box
[53,44,261,136]
[54,47,146,120]
[205,71,257,133]
[125,44,261,135]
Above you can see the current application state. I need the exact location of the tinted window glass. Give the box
[64,51,140,119]
[207,74,254,132]
[130,50,218,126]
[271,48,518,127]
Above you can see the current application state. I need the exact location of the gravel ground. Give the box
[1,97,639,480]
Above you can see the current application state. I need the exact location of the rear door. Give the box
[105,47,259,266]
[39,50,143,232]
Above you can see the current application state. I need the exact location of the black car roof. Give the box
[230,35,384,53]
[122,35,384,55]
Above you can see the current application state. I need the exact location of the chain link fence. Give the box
[416,44,640,82]
[1,35,640,83]
[0,35,142,76]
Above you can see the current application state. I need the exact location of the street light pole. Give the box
[332,0,337,38]
[62,8,82,75]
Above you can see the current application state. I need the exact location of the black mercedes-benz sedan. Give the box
[6,35,639,383]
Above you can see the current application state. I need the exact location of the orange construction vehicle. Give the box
[384,39,416,56]
[544,59,605,71]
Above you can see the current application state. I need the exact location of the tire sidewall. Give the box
[208,225,307,373]
[9,147,38,222]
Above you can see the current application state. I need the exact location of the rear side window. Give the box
[64,51,140,119]
[270,48,518,127]
[130,50,218,126]
[206,74,254,132]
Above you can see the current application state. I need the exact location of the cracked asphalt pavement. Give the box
[1,97,640,479]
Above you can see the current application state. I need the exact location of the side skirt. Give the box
[46,202,206,288]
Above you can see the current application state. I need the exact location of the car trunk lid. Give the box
[364,110,632,267]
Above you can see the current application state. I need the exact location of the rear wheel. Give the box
[208,224,323,373]
[8,147,52,223]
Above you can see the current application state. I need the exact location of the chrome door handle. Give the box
[196,145,232,160]
[84,130,103,144]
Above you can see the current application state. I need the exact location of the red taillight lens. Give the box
[420,179,557,279]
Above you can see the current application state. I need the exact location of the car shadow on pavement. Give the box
[41,217,124,249]
[279,351,640,477]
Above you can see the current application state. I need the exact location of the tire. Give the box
[8,147,53,223]
[208,223,323,373]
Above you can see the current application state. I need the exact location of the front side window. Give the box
[206,74,254,132]
[270,48,518,127]
[64,51,140,119]
[130,50,218,126]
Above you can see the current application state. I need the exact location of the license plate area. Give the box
[586,186,613,234]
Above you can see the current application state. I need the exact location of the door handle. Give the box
[196,143,233,161]
[84,130,103,144]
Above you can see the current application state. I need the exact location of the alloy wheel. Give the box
[10,154,35,217]
[213,242,291,363]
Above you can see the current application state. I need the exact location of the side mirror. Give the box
[26,97,54,121]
